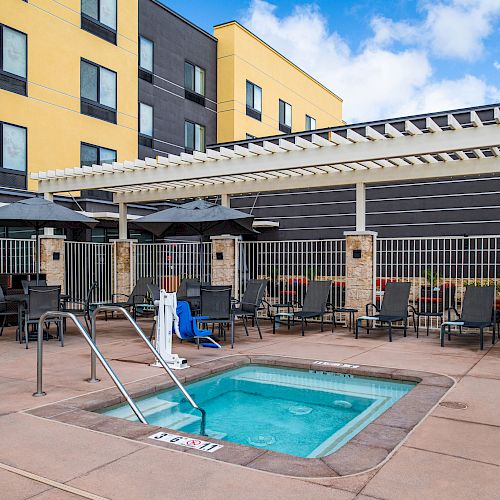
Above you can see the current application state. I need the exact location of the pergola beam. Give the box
[113,156,500,203]
[36,125,500,195]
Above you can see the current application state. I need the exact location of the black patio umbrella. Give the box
[134,199,255,238]
[0,196,98,280]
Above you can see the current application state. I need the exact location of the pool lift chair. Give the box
[153,290,222,370]
[152,290,189,370]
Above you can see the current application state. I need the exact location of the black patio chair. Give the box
[232,279,268,339]
[107,277,153,319]
[21,279,47,294]
[410,284,456,337]
[356,282,411,342]
[272,280,331,336]
[0,286,10,337]
[440,285,496,350]
[177,279,202,314]
[199,285,234,346]
[23,286,63,349]
[60,281,98,332]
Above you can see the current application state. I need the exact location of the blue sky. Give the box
[161,0,500,122]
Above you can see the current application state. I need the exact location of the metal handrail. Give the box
[33,311,148,424]
[90,305,206,435]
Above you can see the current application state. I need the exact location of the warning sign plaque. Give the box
[149,432,223,453]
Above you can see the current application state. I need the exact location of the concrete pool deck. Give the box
[0,318,499,499]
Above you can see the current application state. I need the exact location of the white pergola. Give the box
[34,105,500,238]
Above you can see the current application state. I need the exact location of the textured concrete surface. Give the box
[0,316,499,498]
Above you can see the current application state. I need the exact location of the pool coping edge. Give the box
[24,355,454,478]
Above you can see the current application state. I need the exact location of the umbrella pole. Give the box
[36,227,40,282]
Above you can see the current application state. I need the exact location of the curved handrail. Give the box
[33,311,148,424]
[90,305,206,435]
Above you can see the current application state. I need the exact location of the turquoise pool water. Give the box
[100,365,415,458]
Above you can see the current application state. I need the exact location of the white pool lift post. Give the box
[151,290,189,370]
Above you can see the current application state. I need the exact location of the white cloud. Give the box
[372,0,500,61]
[242,0,500,122]
[494,61,500,70]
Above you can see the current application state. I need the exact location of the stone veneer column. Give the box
[112,239,135,298]
[344,231,377,317]
[39,235,66,292]
[210,236,240,294]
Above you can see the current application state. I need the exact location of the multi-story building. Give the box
[215,21,343,143]
[0,0,138,201]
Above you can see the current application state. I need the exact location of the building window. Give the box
[184,121,205,153]
[305,115,316,131]
[246,81,262,121]
[80,59,117,123]
[81,0,117,44]
[0,25,27,96]
[184,62,205,106]
[139,103,153,147]
[279,99,292,133]
[80,142,116,166]
[139,36,153,82]
[1,122,27,173]
[246,133,256,140]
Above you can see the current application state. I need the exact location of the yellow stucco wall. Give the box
[215,21,343,143]
[0,0,138,191]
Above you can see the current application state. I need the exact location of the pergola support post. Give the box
[220,194,230,208]
[118,203,128,240]
[112,239,135,298]
[355,182,366,232]
[39,235,66,292]
[210,236,241,298]
[344,230,377,318]
[43,192,54,236]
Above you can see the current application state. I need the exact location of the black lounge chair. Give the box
[106,277,153,319]
[440,285,496,350]
[232,279,268,339]
[272,280,331,336]
[356,282,411,342]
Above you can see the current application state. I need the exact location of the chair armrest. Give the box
[112,293,129,301]
[408,304,417,314]
[194,315,210,321]
[366,303,380,316]
[132,294,147,305]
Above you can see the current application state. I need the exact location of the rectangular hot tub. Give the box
[99,364,415,458]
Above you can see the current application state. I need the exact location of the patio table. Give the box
[332,307,358,332]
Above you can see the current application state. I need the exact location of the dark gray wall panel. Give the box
[232,175,500,240]
[138,0,217,159]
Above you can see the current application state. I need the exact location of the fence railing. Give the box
[133,242,212,290]
[376,236,500,329]
[0,238,36,274]
[65,241,114,304]
[238,239,346,309]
